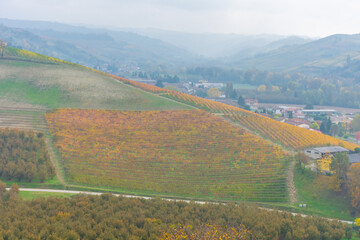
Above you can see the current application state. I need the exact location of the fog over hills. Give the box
[1,18,360,79]
[232,33,360,72]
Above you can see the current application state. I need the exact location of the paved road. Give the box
[8,188,354,225]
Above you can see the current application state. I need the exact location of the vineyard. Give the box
[110,76,359,151]
[226,111,359,150]
[46,109,289,202]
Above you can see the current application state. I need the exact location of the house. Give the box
[304,146,349,160]
[284,118,311,128]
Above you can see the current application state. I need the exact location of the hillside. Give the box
[46,109,288,202]
[1,47,359,212]
[0,19,201,71]
[0,47,191,111]
[232,33,360,73]
[114,76,359,151]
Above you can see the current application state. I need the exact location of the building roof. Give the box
[312,146,349,154]
[349,153,360,164]
[302,109,337,113]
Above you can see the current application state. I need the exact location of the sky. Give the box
[1,0,359,37]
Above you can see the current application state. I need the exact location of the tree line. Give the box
[0,191,350,240]
[185,67,360,109]
[0,128,55,182]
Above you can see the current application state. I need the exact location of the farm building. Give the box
[349,153,360,164]
[304,146,349,160]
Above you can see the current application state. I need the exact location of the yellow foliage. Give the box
[317,156,333,173]
[46,109,288,201]
[355,218,360,226]
[257,85,266,92]
[207,87,221,98]
[159,223,249,240]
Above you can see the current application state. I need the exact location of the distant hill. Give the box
[130,28,312,58]
[232,33,360,73]
[0,18,201,72]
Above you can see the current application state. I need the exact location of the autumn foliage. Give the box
[110,76,359,151]
[0,194,348,240]
[0,128,54,182]
[160,224,250,240]
[46,109,288,201]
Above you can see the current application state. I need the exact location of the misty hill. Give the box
[130,28,312,58]
[0,18,201,72]
[233,33,360,73]
[0,25,100,67]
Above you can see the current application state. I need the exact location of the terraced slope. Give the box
[46,109,289,202]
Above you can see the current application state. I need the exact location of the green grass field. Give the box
[0,58,192,111]
[19,191,75,200]
[1,175,64,189]
[292,165,355,220]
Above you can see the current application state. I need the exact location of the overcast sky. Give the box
[1,0,359,37]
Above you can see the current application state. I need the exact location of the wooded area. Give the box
[0,192,350,240]
[0,128,55,182]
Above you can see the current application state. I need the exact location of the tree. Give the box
[351,114,360,132]
[207,88,221,98]
[196,90,207,98]
[0,180,6,199]
[155,80,164,88]
[225,82,234,98]
[310,122,320,130]
[295,152,310,173]
[304,103,314,109]
[345,226,352,240]
[257,85,266,92]
[348,164,360,210]
[288,111,293,119]
[320,117,332,135]
[330,152,350,191]
[9,183,19,200]
[356,132,360,143]
[237,96,245,107]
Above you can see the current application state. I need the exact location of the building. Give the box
[304,146,349,160]
[302,109,337,116]
[349,153,360,164]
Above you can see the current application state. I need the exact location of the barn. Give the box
[304,146,349,159]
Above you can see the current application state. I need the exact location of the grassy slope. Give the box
[0,48,192,111]
[261,165,355,221]
[293,166,354,220]
[0,47,193,193]
[19,191,75,200]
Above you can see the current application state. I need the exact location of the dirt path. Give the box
[287,160,297,204]
[44,135,66,186]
